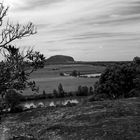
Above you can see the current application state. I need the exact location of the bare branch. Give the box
[0,22,37,49]
[0,3,9,26]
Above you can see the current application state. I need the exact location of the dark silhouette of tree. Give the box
[4,89,23,112]
[53,89,58,98]
[76,85,89,96]
[70,70,80,77]
[133,56,140,65]
[58,83,65,97]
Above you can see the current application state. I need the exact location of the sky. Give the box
[2,0,140,61]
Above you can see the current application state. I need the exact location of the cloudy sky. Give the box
[3,0,140,61]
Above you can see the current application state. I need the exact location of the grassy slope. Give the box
[1,97,140,140]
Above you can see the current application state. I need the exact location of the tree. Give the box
[5,89,24,112]
[77,85,89,96]
[53,89,58,98]
[70,70,80,77]
[58,83,65,97]
[0,3,45,96]
[92,61,140,101]
[0,3,45,113]
[89,86,93,94]
[133,56,140,65]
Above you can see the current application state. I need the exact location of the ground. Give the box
[1,97,140,140]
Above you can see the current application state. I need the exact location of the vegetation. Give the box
[2,97,140,140]
[58,83,65,97]
[90,57,140,101]
[53,83,65,98]
[52,84,93,98]
[76,86,89,96]
[59,72,65,76]
[4,89,24,112]
[70,70,81,77]
[0,3,45,114]
[26,64,104,95]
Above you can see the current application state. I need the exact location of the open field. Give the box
[24,64,105,95]
[1,97,140,140]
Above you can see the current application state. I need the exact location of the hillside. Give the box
[46,55,75,64]
[1,97,140,140]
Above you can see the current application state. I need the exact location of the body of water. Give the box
[22,97,84,109]
[0,97,85,140]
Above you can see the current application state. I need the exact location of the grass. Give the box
[23,64,105,95]
[1,97,140,140]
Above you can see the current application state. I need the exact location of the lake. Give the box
[22,96,85,109]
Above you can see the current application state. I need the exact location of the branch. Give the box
[0,3,8,26]
[0,22,37,50]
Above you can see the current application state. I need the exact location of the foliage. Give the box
[133,56,140,65]
[42,90,46,96]
[76,85,89,96]
[52,84,65,98]
[0,3,45,99]
[0,3,45,114]
[0,47,45,94]
[92,59,140,101]
[70,70,80,77]
[53,89,58,97]
[89,86,93,94]
[60,72,64,76]
[5,89,24,112]
[58,83,65,97]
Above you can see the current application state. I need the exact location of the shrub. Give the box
[89,86,93,95]
[133,56,140,65]
[5,89,24,112]
[53,89,58,98]
[58,83,65,97]
[60,72,64,76]
[70,70,80,77]
[53,84,65,98]
[76,86,89,96]
[92,61,140,100]
[0,3,45,112]
[42,90,46,96]
[45,93,53,99]
[10,105,23,113]
[66,91,74,97]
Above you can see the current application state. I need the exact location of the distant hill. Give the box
[46,55,75,64]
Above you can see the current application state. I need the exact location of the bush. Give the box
[70,70,80,77]
[53,84,65,98]
[42,90,46,95]
[60,72,64,76]
[89,86,93,94]
[76,86,89,96]
[10,105,23,113]
[133,56,140,65]
[58,83,65,97]
[92,61,140,101]
[66,91,74,97]
[5,89,24,112]
[53,89,58,98]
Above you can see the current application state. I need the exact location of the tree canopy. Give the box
[0,3,45,98]
[91,60,140,101]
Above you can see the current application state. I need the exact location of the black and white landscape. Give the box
[0,0,140,140]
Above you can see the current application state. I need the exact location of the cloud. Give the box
[9,0,63,11]
[4,0,140,61]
